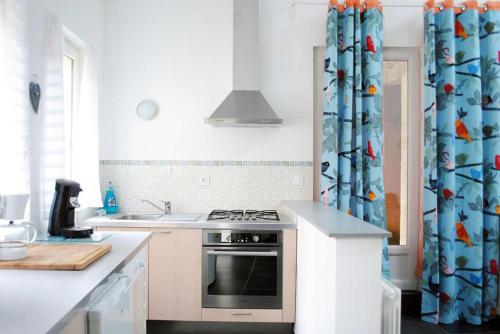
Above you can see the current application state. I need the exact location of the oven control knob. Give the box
[252,235,260,243]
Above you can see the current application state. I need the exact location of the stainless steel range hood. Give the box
[207,90,282,126]
[206,0,282,127]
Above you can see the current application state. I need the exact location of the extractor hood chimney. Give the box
[205,0,282,127]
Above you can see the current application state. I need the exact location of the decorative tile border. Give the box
[100,160,313,167]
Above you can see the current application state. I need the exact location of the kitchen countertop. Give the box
[284,200,391,238]
[85,213,297,230]
[0,231,151,334]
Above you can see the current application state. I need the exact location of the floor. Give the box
[147,321,294,334]
[149,318,500,334]
[402,316,500,334]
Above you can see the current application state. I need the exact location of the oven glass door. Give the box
[203,247,282,309]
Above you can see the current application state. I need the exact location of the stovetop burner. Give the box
[207,210,280,222]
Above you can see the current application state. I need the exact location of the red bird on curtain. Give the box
[491,259,499,276]
[366,35,376,53]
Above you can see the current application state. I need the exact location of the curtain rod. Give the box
[287,2,422,8]
[286,2,422,21]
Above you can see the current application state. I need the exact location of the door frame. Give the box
[312,46,423,290]
[385,47,422,291]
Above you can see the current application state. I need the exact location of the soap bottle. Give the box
[103,182,119,214]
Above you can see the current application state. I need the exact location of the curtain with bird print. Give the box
[320,0,390,278]
[422,0,500,325]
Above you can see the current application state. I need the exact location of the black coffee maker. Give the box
[48,179,93,238]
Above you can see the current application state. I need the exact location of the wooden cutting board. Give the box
[0,243,112,270]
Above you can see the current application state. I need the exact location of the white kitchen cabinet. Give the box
[148,228,202,321]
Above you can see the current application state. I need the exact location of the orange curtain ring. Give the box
[483,1,500,11]
[437,0,454,10]
[424,0,435,11]
[363,0,382,11]
[424,0,437,11]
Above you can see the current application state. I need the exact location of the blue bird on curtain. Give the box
[320,0,390,278]
[422,0,500,325]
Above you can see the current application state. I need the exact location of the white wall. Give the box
[99,0,423,162]
[101,0,236,160]
[27,0,104,224]
[99,0,317,161]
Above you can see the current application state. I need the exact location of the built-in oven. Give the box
[202,230,283,309]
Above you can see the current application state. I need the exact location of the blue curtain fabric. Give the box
[422,2,500,325]
[320,1,390,278]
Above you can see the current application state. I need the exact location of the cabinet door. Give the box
[59,310,86,334]
[148,228,202,321]
[282,229,297,323]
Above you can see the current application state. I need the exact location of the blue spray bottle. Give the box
[103,181,119,214]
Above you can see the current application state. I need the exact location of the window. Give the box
[63,38,81,179]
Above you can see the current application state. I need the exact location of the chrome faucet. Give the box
[140,199,172,215]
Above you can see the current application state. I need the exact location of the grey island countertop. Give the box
[0,231,151,334]
[284,200,391,238]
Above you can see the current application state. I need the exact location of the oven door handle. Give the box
[206,250,278,257]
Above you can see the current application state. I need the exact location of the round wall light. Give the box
[136,100,159,121]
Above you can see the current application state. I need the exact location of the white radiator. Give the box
[381,279,401,334]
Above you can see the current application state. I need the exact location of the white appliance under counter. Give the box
[0,231,151,334]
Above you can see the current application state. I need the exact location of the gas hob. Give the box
[206,210,280,222]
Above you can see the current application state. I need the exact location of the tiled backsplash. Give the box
[100,160,313,214]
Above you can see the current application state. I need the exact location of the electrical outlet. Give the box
[292,175,304,186]
[199,175,210,186]
[165,164,174,175]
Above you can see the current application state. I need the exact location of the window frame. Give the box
[63,35,83,179]
[383,59,409,247]
[384,47,423,290]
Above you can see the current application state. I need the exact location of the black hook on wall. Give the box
[29,74,41,114]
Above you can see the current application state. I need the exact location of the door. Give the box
[148,228,202,321]
[313,47,422,290]
[203,247,283,309]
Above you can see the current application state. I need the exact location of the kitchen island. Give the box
[0,231,151,334]
[284,200,391,334]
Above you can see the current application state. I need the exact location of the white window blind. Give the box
[40,13,65,222]
[40,14,102,226]
[0,0,29,195]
